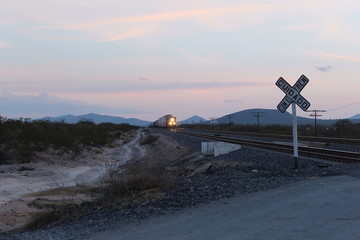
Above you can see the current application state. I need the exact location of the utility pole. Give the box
[252,112,264,132]
[307,110,326,136]
[227,114,234,125]
[209,117,216,129]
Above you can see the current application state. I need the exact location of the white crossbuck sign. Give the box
[276,75,311,113]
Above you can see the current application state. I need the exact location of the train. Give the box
[151,114,177,128]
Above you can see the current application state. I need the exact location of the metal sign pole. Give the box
[292,102,299,169]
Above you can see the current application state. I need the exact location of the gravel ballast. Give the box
[2,129,360,240]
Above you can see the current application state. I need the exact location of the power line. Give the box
[307,109,326,136]
[327,101,360,112]
[209,117,216,129]
[252,112,264,132]
[227,114,234,125]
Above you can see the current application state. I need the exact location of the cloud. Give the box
[0,18,12,26]
[137,77,150,82]
[78,81,267,93]
[0,93,143,118]
[97,25,156,42]
[82,5,269,26]
[5,1,359,43]
[0,39,12,48]
[224,99,243,104]
[22,27,90,41]
[175,48,215,64]
[322,52,360,61]
[22,4,271,42]
[1,78,267,94]
[316,65,333,72]
[93,4,272,41]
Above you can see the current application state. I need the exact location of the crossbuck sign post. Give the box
[276,75,311,169]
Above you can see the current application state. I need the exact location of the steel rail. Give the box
[180,128,360,145]
[176,130,360,164]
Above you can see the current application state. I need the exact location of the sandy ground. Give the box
[0,129,197,233]
[0,129,148,232]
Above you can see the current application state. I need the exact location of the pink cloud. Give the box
[89,5,269,25]
[323,52,360,61]
[174,48,215,64]
[0,39,12,48]
[48,4,271,41]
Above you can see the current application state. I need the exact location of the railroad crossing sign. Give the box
[276,75,311,113]
[275,74,312,169]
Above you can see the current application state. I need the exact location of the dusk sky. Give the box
[1,0,359,121]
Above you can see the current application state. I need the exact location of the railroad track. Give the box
[180,128,360,145]
[175,130,360,164]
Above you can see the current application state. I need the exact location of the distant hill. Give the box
[213,108,356,126]
[349,114,360,120]
[34,110,360,127]
[37,113,151,127]
[179,115,207,125]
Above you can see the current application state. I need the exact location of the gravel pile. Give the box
[3,129,359,240]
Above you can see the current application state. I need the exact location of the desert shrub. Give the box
[24,165,175,230]
[139,134,159,145]
[0,151,5,165]
[18,166,35,171]
[99,157,176,207]
[100,172,164,203]
[23,204,81,230]
[0,117,139,164]
[23,184,102,230]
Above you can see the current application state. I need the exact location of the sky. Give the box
[1,0,359,121]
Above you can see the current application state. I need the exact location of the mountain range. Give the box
[37,109,360,127]
[38,113,151,127]
[178,115,207,125]
[213,109,325,126]
[349,114,360,120]
[216,109,360,126]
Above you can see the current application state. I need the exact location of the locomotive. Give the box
[151,114,177,128]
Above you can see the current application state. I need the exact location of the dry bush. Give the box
[24,161,178,230]
[23,185,100,230]
[98,158,176,207]
[139,133,159,145]
[23,204,82,230]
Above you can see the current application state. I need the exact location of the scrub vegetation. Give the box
[22,137,176,231]
[0,117,138,164]
[23,166,173,230]
[0,120,178,231]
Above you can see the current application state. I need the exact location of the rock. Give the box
[191,163,213,176]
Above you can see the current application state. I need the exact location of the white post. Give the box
[292,102,299,169]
